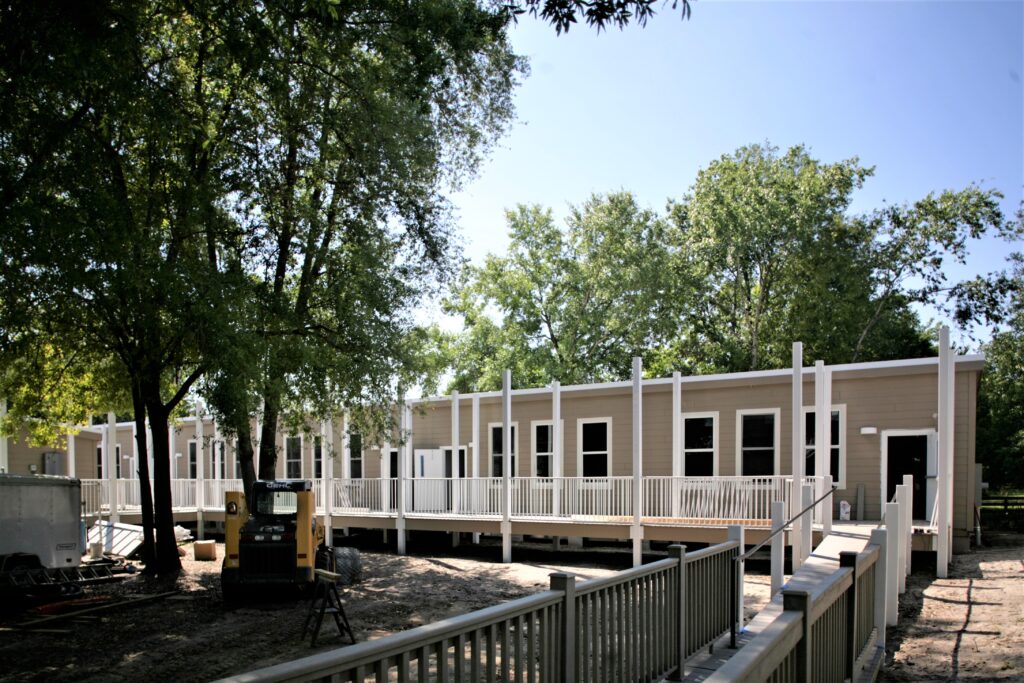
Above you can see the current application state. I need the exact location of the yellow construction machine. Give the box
[222,479,324,599]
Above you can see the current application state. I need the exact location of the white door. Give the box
[413,449,445,512]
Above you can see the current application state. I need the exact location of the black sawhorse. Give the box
[302,568,356,647]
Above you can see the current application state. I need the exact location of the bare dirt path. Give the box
[882,534,1024,682]
[0,538,770,682]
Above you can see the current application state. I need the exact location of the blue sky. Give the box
[444,0,1023,336]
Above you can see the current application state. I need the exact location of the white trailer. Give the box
[0,474,82,570]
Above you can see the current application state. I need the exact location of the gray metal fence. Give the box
[707,542,884,683]
[215,540,740,683]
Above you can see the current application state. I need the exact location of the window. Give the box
[803,406,845,488]
[389,449,399,479]
[233,440,242,479]
[349,433,363,479]
[577,418,612,478]
[188,441,198,479]
[443,447,467,477]
[285,436,302,479]
[531,421,558,478]
[737,409,779,476]
[96,445,103,478]
[211,441,225,479]
[115,445,122,479]
[488,422,517,477]
[314,436,323,479]
[682,413,717,477]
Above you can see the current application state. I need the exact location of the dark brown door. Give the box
[886,435,928,519]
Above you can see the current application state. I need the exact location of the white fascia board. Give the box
[410,354,986,406]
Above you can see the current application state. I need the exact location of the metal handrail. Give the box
[738,486,837,563]
[730,485,837,648]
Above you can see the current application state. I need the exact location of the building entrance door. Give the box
[885,433,933,520]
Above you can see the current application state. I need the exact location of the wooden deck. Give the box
[681,522,877,681]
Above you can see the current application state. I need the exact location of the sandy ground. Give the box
[0,537,771,682]
[881,533,1024,682]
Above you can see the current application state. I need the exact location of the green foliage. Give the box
[978,251,1024,488]
[443,193,674,390]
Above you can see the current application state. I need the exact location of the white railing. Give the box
[171,479,196,509]
[203,479,243,511]
[333,478,398,515]
[560,476,634,519]
[644,476,826,524]
[81,479,106,515]
[116,479,143,509]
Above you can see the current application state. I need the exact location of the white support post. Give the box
[937,326,952,577]
[869,528,888,645]
[501,370,512,563]
[146,419,154,487]
[771,500,785,596]
[195,407,205,539]
[801,484,813,559]
[67,429,77,478]
[552,381,562,518]
[672,371,681,518]
[945,332,956,559]
[894,484,908,594]
[472,395,481,544]
[131,422,138,480]
[885,501,900,625]
[397,402,409,555]
[322,418,334,543]
[728,525,745,630]
[168,424,175,479]
[902,473,914,576]
[0,398,7,473]
[632,357,644,567]
[823,474,833,537]
[106,412,119,524]
[451,391,460,513]
[791,342,804,569]
[814,360,828,529]
[341,411,351,481]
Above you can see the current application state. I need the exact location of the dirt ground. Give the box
[881,533,1024,682]
[0,536,771,682]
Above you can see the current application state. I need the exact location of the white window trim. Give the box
[576,417,613,479]
[530,419,564,480]
[313,435,323,480]
[735,408,781,477]
[285,434,304,479]
[347,435,364,480]
[233,439,241,479]
[681,411,719,477]
[441,445,469,478]
[801,404,847,490]
[487,422,519,477]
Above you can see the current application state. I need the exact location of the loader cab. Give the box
[222,479,323,600]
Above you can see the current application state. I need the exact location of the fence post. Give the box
[669,545,687,679]
[801,484,813,560]
[894,484,908,593]
[884,502,899,625]
[782,590,812,683]
[869,528,888,647]
[902,473,913,577]
[771,500,785,596]
[840,551,858,681]
[550,572,576,683]
[728,525,745,637]
[822,475,833,536]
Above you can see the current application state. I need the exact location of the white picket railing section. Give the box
[643,476,827,524]
[79,475,832,529]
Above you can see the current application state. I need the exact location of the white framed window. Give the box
[212,440,225,479]
[442,446,467,478]
[802,405,846,489]
[348,433,363,479]
[530,420,563,478]
[188,440,198,479]
[682,412,718,477]
[314,436,323,479]
[488,422,518,477]
[285,435,302,479]
[735,409,780,476]
[114,444,122,479]
[233,439,241,479]
[577,418,612,478]
[96,445,103,478]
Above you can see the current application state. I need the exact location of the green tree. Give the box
[444,193,675,390]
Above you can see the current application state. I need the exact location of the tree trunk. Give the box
[258,394,280,480]
[130,381,156,566]
[235,420,258,503]
[143,374,182,575]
